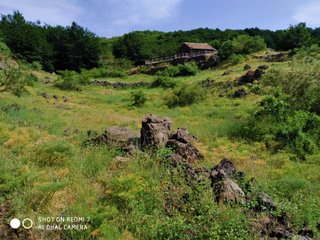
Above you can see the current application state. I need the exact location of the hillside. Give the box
[1,44,320,239]
[1,11,320,240]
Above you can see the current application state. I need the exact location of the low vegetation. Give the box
[0,12,320,240]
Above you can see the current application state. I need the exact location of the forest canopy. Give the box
[0,11,319,69]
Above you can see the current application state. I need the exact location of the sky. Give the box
[0,0,320,37]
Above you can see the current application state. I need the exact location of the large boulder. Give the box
[92,126,139,154]
[166,128,204,163]
[141,114,172,150]
[213,178,245,204]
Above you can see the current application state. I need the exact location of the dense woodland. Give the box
[0,11,319,69]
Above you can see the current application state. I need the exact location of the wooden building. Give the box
[179,42,216,55]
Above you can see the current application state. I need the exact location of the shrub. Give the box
[30,61,42,70]
[81,68,127,79]
[219,35,266,60]
[0,66,35,96]
[130,90,147,107]
[263,56,320,114]
[0,40,10,55]
[159,62,199,77]
[55,70,88,91]
[166,83,206,108]
[228,54,245,65]
[242,93,320,159]
[151,76,177,88]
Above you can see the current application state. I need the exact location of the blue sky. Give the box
[0,0,320,37]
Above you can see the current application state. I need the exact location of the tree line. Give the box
[0,11,319,70]
[0,11,100,72]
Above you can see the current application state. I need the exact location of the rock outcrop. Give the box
[166,128,204,163]
[237,68,266,85]
[140,114,172,150]
[92,126,139,155]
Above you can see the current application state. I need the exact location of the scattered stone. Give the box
[91,80,149,88]
[258,65,269,70]
[62,96,69,102]
[244,64,251,70]
[210,158,237,183]
[64,128,71,136]
[166,128,204,163]
[213,178,245,205]
[298,225,314,238]
[222,69,234,76]
[44,77,52,84]
[87,129,98,138]
[53,95,59,100]
[238,69,265,85]
[269,226,295,239]
[1,103,21,112]
[141,114,172,151]
[256,192,277,212]
[41,92,49,99]
[97,126,138,146]
[199,79,215,88]
[233,88,247,98]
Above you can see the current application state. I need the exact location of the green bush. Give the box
[30,61,42,70]
[242,93,320,159]
[131,90,147,107]
[0,40,10,55]
[166,83,206,108]
[220,35,266,60]
[228,54,245,65]
[0,66,35,96]
[263,56,320,114]
[55,70,88,91]
[151,76,177,88]
[159,62,199,77]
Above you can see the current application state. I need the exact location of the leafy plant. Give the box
[131,90,147,107]
[166,83,206,108]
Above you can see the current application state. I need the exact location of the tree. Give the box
[276,23,313,50]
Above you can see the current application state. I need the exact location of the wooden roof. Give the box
[182,42,216,50]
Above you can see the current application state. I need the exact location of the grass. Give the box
[0,56,320,239]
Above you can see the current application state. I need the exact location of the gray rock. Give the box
[213,178,245,204]
[222,69,234,76]
[92,126,139,154]
[141,114,172,150]
[244,64,251,70]
[41,92,50,99]
[210,158,237,183]
[166,128,204,163]
[257,192,277,212]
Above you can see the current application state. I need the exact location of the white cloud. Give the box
[0,0,183,36]
[0,0,84,26]
[104,0,183,26]
[294,2,320,26]
[92,0,183,36]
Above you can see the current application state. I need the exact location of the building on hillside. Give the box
[179,42,217,56]
[144,42,218,66]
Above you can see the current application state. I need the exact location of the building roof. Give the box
[182,42,216,50]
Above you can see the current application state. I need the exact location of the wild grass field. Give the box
[1,49,320,240]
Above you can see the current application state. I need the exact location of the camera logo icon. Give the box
[10,218,33,229]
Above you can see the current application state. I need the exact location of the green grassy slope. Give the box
[0,57,319,239]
